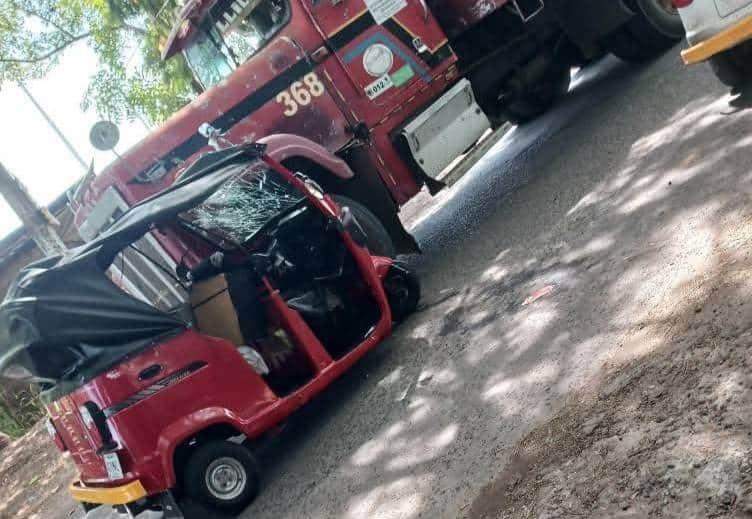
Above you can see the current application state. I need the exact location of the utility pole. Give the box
[0,161,67,256]
[18,83,88,174]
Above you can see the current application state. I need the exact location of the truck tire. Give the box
[709,46,752,88]
[183,441,260,515]
[498,65,571,125]
[332,195,396,257]
[607,0,684,62]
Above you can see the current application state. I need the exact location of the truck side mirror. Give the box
[197,123,217,139]
[198,123,232,151]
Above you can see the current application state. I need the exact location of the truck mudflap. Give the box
[551,0,635,48]
[400,79,491,179]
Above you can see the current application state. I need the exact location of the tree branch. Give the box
[1,20,144,66]
[17,7,76,39]
[122,23,148,36]
[0,32,90,64]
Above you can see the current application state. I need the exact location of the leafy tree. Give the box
[0,0,201,124]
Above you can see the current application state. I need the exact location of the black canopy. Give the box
[0,144,265,393]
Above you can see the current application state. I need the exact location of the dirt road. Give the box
[4,45,752,518]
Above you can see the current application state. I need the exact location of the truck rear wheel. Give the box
[498,65,571,125]
[183,441,260,515]
[606,0,684,62]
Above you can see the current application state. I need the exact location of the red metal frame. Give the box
[49,155,396,499]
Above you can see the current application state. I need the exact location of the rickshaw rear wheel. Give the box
[384,264,421,322]
[183,440,260,515]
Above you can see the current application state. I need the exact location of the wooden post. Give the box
[0,161,67,256]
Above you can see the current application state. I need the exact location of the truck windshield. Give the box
[184,0,289,88]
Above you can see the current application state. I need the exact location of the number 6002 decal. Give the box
[276,72,326,116]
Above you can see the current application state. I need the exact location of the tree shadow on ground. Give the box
[241,48,752,519]
[469,229,752,517]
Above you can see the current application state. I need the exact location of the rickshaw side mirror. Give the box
[340,207,368,248]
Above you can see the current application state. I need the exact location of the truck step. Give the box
[436,123,513,188]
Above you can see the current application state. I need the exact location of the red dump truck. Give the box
[73,0,683,253]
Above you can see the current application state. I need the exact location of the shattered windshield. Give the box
[183,30,235,88]
[179,163,303,244]
[183,0,290,88]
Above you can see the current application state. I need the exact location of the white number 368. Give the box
[276,72,326,116]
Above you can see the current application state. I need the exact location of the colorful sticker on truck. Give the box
[390,64,415,86]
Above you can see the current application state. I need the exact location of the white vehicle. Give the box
[676,0,752,87]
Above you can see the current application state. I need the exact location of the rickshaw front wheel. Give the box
[384,263,421,322]
[183,440,260,515]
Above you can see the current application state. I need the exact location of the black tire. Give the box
[607,0,684,62]
[710,46,752,88]
[332,195,396,257]
[183,441,260,515]
[497,65,571,125]
[383,264,421,322]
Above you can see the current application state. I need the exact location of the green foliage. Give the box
[0,0,199,125]
[0,382,43,437]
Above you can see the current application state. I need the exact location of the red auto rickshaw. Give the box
[0,142,419,517]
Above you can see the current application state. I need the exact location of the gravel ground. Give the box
[0,422,78,519]
[470,216,752,518]
[242,49,752,519]
[4,45,752,519]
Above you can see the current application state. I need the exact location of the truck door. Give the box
[306,0,455,117]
